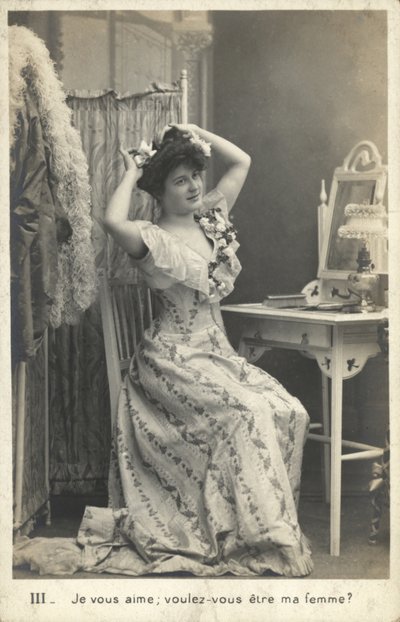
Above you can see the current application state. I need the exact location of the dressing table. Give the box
[222,141,388,556]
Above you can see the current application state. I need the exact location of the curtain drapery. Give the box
[49,89,182,495]
[10,88,59,364]
[67,88,182,278]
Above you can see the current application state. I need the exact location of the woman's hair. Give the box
[137,126,209,198]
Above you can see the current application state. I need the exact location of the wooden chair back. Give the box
[98,269,153,428]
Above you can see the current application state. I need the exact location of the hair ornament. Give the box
[128,140,157,168]
[187,130,212,157]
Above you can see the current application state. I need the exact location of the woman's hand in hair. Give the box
[119,146,143,178]
[173,126,251,212]
[159,124,250,211]
[104,147,147,259]
[159,123,198,141]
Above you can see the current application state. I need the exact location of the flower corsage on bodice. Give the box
[195,207,241,299]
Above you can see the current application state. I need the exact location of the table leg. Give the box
[321,373,330,504]
[330,325,344,556]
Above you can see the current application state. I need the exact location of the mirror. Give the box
[318,141,388,280]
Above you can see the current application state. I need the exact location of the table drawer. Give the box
[242,319,332,350]
[343,324,380,344]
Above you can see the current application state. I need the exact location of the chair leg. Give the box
[368,487,384,545]
[368,428,390,544]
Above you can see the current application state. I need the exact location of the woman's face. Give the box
[159,164,204,216]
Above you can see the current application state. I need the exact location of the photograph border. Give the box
[1,1,399,621]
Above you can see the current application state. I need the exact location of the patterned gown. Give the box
[13,189,313,577]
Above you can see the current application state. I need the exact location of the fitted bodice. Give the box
[153,284,226,334]
[133,189,242,329]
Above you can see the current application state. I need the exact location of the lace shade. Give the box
[338,203,388,240]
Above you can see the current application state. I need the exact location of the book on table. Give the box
[262,294,307,308]
[262,294,358,312]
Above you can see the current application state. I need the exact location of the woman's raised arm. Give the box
[103,148,148,259]
[168,123,251,212]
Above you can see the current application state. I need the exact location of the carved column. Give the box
[173,28,213,124]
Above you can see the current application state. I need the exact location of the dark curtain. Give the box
[10,88,59,365]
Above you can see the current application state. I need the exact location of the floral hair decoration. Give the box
[128,140,157,168]
[186,130,212,157]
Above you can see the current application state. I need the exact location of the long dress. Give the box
[13,189,313,577]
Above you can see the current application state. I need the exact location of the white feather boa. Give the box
[9,25,97,327]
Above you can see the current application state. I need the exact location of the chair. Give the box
[98,268,153,428]
[368,319,390,544]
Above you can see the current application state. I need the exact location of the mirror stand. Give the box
[302,141,388,312]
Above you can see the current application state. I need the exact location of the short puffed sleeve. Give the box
[132,220,209,295]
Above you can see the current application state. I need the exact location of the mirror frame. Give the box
[318,141,388,281]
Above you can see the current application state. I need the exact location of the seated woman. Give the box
[13,124,313,577]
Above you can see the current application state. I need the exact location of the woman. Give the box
[14,124,313,577]
[99,123,313,577]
